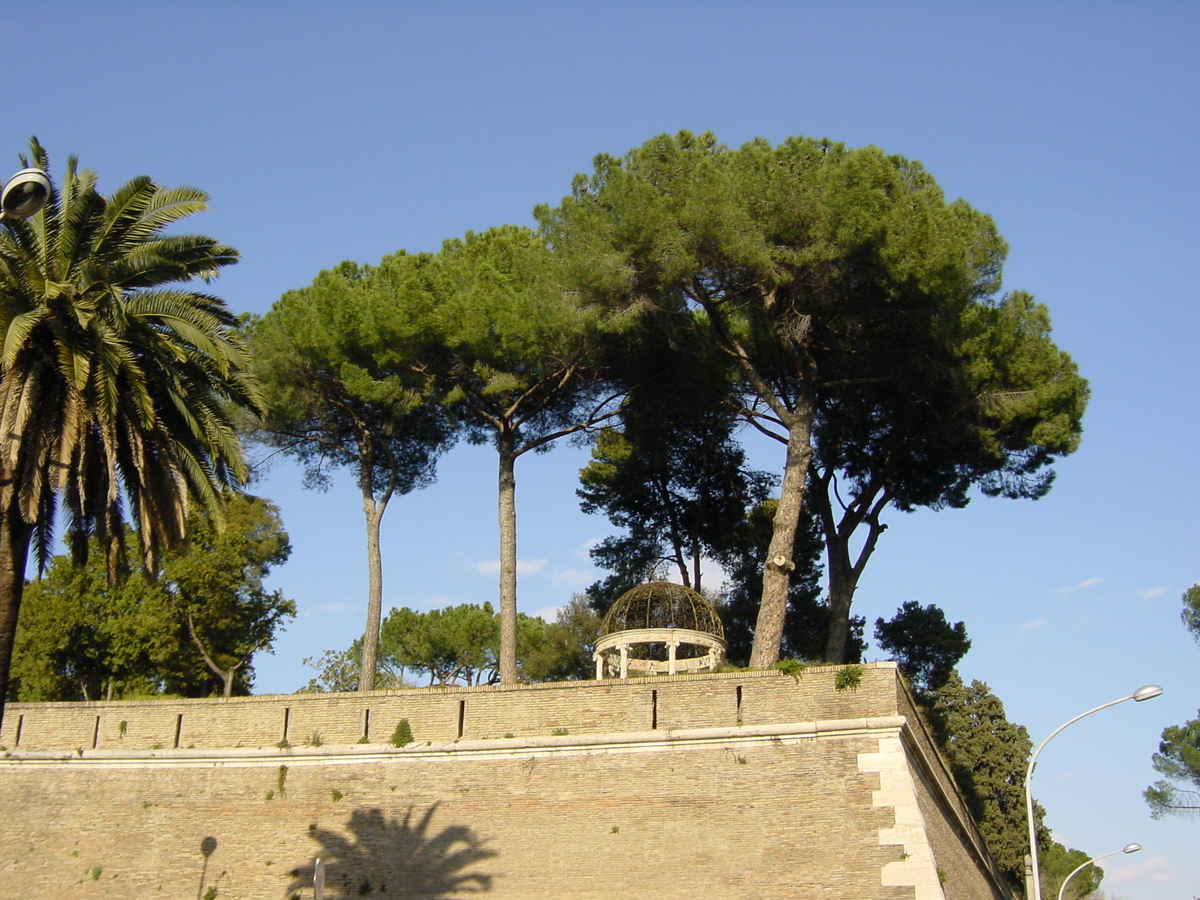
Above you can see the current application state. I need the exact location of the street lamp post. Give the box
[1025,685,1162,900]
[1056,843,1140,900]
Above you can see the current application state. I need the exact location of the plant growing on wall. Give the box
[390,719,414,748]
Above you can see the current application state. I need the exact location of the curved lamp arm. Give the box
[1025,685,1161,900]
[1057,843,1140,900]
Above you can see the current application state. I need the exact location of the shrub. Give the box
[390,719,414,748]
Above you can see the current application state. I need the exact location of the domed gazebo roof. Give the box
[601,581,725,639]
[594,582,726,680]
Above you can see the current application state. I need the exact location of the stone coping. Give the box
[5,662,898,710]
[1,715,909,765]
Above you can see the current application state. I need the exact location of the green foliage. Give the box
[923,672,1049,891]
[874,601,971,693]
[247,255,453,692]
[834,665,862,692]
[1039,843,1103,899]
[578,313,772,601]
[405,225,623,684]
[810,289,1086,663]
[276,765,288,796]
[515,595,603,682]
[1145,713,1200,818]
[331,789,343,801]
[1183,583,1200,646]
[551,728,569,736]
[773,658,807,682]
[540,130,1086,669]
[390,719,414,748]
[9,541,186,701]
[381,603,500,686]
[8,494,294,701]
[304,598,599,692]
[1145,585,1200,819]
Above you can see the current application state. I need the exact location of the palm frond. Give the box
[0,139,260,583]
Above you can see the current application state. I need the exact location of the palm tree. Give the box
[0,138,263,724]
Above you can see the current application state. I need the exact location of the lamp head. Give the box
[1122,843,1141,854]
[1132,685,1163,702]
[1,168,50,220]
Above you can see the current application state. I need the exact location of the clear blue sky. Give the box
[3,2,1196,896]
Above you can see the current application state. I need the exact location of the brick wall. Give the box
[0,664,1012,900]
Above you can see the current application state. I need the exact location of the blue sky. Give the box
[2,2,1196,896]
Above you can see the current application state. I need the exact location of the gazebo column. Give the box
[594,652,605,681]
[619,644,630,679]
[667,641,680,675]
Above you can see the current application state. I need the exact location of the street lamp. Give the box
[1056,843,1140,900]
[1025,684,1162,900]
[1,167,50,220]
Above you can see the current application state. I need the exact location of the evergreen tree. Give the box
[248,259,451,690]
[924,672,1050,891]
[1144,584,1200,818]
[406,226,622,683]
[874,601,971,693]
[541,131,1086,669]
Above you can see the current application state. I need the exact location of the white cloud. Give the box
[472,558,549,576]
[1109,854,1175,884]
[1059,577,1103,594]
[550,567,593,588]
[654,559,729,595]
[575,537,603,558]
[1140,585,1170,600]
[529,605,562,623]
[1020,618,1048,631]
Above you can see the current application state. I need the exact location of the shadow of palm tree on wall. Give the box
[289,803,496,898]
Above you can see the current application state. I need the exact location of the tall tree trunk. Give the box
[359,490,386,692]
[749,394,815,669]
[497,434,521,684]
[497,434,519,684]
[0,494,32,730]
[808,470,891,663]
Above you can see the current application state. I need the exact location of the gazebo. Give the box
[593,581,727,679]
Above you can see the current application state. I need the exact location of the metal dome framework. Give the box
[594,582,727,679]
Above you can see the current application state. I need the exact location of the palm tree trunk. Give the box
[0,493,33,729]
[497,433,519,685]
[748,395,815,670]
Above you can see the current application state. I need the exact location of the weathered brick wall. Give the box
[0,664,1012,900]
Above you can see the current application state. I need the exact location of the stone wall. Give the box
[0,664,1013,900]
